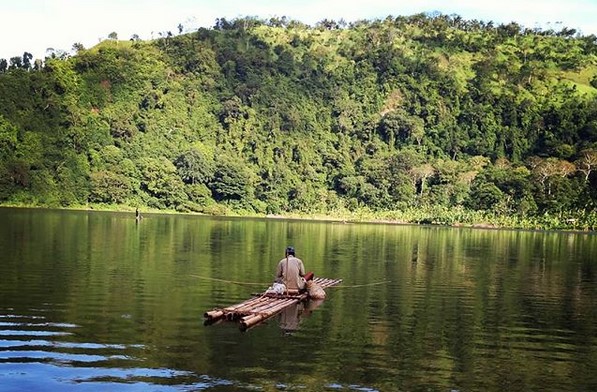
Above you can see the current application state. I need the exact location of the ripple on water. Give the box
[0,311,233,391]
[473,325,580,362]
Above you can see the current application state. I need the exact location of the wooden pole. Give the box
[240,298,299,330]
[226,296,272,316]
[204,295,269,321]
[247,298,296,315]
[204,309,225,320]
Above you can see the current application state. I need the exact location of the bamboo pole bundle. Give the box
[243,298,297,322]
[226,296,274,319]
[264,292,304,298]
[240,314,268,328]
[204,295,268,321]
[315,278,343,288]
[224,295,267,311]
[257,298,298,314]
[240,298,299,331]
[204,276,343,329]
[247,297,297,315]
[224,297,265,312]
[204,309,225,320]
[329,278,343,287]
[239,298,290,318]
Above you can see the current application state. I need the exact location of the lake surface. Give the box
[0,207,595,391]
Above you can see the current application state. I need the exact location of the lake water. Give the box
[0,207,595,391]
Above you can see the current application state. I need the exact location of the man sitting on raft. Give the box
[276,246,308,294]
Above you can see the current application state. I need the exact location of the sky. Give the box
[1,0,596,61]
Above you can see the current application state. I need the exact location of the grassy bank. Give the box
[2,202,596,233]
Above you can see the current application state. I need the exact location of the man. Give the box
[276,246,306,293]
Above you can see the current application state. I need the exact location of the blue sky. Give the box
[1,0,596,60]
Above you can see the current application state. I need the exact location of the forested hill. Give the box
[1,14,597,230]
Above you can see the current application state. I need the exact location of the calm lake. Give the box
[0,207,595,391]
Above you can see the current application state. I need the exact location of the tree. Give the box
[175,148,214,185]
[72,43,85,53]
[108,32,118,40]
[467,182,506,211]
[9,56,22,69]
[530,156,575,197]
[22,52,33,70]
[0,116,19,201]
[410,163,435,197]
[378,110,425,148]
[45,48,68,59]
[576,149,597,181]
[467,162,534,215]
[137,157,186,208]
[89,171,133,204]
[316,19,341,30]
[0,15,596,227]
[56,153,90,206]
[33,59,43,71]
[210,154,254,202]
[0,115,18,161]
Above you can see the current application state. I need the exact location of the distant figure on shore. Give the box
[135,208,142,221]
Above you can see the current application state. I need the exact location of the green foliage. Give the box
[90,171,133,204]
[1,13,597,230]
[210,153,255,202]
[175,147,214,185]
[56,153,90,206]
[0,115,18,161]
[137,156,186,208]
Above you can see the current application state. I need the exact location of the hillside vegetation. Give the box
[1,14,597,230]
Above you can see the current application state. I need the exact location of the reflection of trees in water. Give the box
[4,209,596,391]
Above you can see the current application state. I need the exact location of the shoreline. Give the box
[1,203,595,235]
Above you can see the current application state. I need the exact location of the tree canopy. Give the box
[1,13,597,230]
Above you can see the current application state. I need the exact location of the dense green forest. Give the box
[1,13,597,230]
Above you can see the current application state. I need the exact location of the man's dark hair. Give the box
[285,246,295,256]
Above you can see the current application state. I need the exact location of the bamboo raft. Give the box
[204,277,342,331]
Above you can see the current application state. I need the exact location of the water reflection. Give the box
[0,208,596,391]
[0,310,240,391]
[277,300,324,335]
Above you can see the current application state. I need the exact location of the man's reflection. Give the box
[277,299,324,335]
